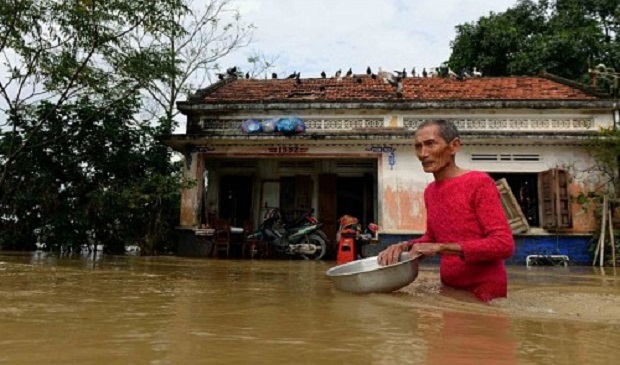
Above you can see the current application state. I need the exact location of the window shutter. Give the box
[541,169,572,230]
[495,178,530,234]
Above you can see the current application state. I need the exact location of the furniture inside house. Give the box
[212,218,232,258]
[241,220,257,258]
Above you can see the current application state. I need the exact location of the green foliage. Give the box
[578,128,620,265]
[0,0,192,254]
[0,96,184,254]
[0,0,188,189]
[585,127,620,195]
[448,0,620,84]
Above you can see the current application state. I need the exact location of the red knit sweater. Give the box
[411,171,514,302]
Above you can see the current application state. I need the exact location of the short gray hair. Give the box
[416,119,460,142]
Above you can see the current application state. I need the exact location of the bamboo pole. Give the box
[593,234,600,266]
[609,206,616,268]
[593,230,601,266]
[592,195,607,267]
[599,195,608,267]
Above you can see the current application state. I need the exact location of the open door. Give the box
[495,178,530,234]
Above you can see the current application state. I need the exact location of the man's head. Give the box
[413,120,461,176]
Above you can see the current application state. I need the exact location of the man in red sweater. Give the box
[377,119,514,301]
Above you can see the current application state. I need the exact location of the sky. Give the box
[221,0,519,80]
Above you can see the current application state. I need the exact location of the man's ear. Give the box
[449,137,461,155]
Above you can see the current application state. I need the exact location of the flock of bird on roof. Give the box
[217,66,484,98]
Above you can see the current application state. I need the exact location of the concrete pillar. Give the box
[179,151,203,227]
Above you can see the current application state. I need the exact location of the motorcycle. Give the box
[248,207,327,260]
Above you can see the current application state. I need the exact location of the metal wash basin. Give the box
[326,252,419,294]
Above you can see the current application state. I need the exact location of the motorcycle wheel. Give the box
[315,229,329,243]
[300,234,327,261]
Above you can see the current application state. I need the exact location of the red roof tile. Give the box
[199,75,599,104]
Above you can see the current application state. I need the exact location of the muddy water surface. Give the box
[1,252,620,365]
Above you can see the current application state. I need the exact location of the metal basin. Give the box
[325,253,419,294]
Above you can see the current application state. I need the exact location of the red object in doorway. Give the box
[337,236,356,265]
[336,215,361,265]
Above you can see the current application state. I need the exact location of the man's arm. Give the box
[459,177,515,263]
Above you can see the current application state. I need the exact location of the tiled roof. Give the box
[198,75,600,104]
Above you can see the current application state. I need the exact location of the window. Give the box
[489,169,571,232]
[489,173,539,228]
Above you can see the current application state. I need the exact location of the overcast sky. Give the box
[224,0,519,79]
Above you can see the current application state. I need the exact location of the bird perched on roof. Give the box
[411,67,416,77]
[378,68,402,91]
[422,68,427,78]
[217,73,225,80]
[245,72,250,79]
[396,81,403,98]
[366,66,372,75]
[226,66,237,77]
[394,68,407,78]
[321,71,326,78]
[272,72,278,79]
[472,67,482,77]
[335,69,342,78]
[346,68,353,77]
[448,67,458,79]
[377,67,391,80]
[287,71,297,79]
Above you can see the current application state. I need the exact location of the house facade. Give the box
[162,73,617,264]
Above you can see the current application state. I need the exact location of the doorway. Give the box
[218,175,253,227]
[336,174,375,229]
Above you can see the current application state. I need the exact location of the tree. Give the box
[0,0,188,200]
[0,0,190,253]
[448,0,620,82]
[0,95,184,254]
[135,0,277,128]
[0,0,274,254]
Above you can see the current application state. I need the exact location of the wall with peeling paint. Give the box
[378,142,605,234]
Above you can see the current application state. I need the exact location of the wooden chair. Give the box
[241,220,269,259]
[241,220,256,258]
[212,218,231,258]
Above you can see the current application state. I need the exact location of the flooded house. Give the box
[161,72,617,264]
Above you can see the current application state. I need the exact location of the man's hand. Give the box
[377,241,411,266]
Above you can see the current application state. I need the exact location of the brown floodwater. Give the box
[1,251,620,365]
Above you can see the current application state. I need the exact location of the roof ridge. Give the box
[188,77,238,102]
[539,72,610,98]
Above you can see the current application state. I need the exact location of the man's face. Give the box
[414,124,458,174]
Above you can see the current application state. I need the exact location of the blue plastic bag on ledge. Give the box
[241,119,262,134]
[276,117,305,135]
[261,118,278,133]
